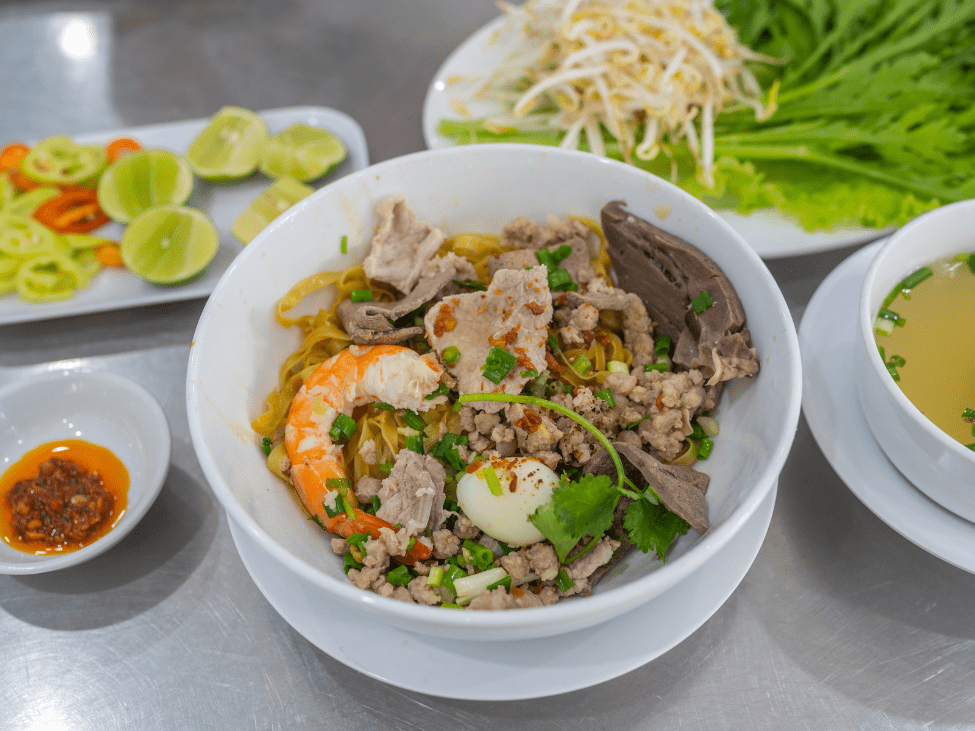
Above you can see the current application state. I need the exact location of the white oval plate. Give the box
[421,16,892,259]
[0,106,369,325]
[800,241,975,574]
[0,369,171,573]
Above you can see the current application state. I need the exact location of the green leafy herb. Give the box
[261,436,272,455]
[386,565,412,587]
[623,498,690,561]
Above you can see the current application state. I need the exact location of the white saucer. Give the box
[799,242,975,574]
[421,15,891,259]
[229,483,775,701]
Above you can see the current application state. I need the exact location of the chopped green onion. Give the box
[442,564,466,594]
[697,437,714,460]
[387,565,412,587]
[552,244,572,263]
[405,435,424,455]
[443,496,459,513]
[548,267,577,292]
[874,318,895,336]
[876,307,906,326]
[261,436,272,455]
[555,568,575,592]
[372,402,396,411]
[427,566,444,587]
[535,249,556,269]
[425,382,450,400]
[496,540,514,555]
[644,362,667,373]
[365,495,382,515]
[483,464,503,496]
[453,567,509,599]
[594,387,616,408]
[654,336,672,358]
[340,235,348,254]
[463,539,495,571]
[402,409,427,432]
[481,346,517,384]
[328,413,357,443]
[350,289,373,302]
[486,575,512,591]
[378,461,394,476]
[453,279,486,290]
[441,602,465,609]
[442,345,461,364]
[521,369,539,378]
[962,408,975,420]
[691,290,713,314]
[309,514,325,529]
[690,422,706,441]
[571,353,591,375]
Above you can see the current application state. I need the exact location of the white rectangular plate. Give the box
[0,106,369,325]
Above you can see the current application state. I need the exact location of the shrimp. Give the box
[284,344,445,561]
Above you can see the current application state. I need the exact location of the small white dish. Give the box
[0,369,171,574]
[855,199,975,522]
[229,483,775,700]
[421,15,892,259]
[801,241,975,574]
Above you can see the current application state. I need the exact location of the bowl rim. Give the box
[0,368,172,574]
[187,143,803,630]
[857,198,975,466]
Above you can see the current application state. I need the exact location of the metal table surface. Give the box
[2,2,973,729]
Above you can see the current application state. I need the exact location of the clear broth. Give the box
[875,254,975,446]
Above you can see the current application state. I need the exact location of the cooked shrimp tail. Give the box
[284,344,444,559]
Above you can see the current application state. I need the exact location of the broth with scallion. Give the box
[874,252,975,449]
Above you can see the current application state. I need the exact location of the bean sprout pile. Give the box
[473,0,778,184]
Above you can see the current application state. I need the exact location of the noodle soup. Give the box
[873,251,975,447]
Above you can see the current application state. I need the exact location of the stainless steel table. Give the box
[2,2,973,728]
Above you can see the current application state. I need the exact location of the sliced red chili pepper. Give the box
[33,189,110,234]
[106,137,142,162]
[0,143,29,173]
[9,168,45,191]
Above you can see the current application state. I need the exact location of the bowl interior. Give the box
[859,199,975,463]
[0,370,172,573]
[188,145,801,635]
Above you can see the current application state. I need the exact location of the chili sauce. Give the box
[1,439,129,555]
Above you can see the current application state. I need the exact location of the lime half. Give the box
[97,149,194,224]
[231,176,314,244]
[186,107,268,181]
[121,205,219,285]
[259,123,347,182]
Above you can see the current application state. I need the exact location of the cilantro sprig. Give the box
[457,392,690,563]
